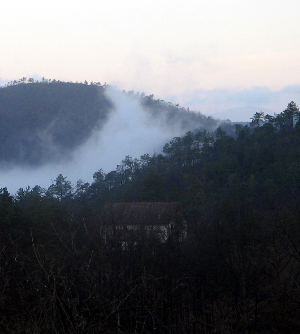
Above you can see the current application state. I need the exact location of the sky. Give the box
[1,0,300,121]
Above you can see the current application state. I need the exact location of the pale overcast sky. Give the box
[1,0,300,120]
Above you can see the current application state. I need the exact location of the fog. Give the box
[0,87,203,195]
[168,85,300,122]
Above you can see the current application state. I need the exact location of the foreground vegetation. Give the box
[1,101,300,333]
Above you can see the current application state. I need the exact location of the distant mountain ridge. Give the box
[0,79,232,167]
[209,105,274,122]
[0,81,112,165]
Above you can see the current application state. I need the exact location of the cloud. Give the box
[0,77,9,86]
[161,48,203,65]
[1,81,300,193]
[166,85,300,121]
[0,87,206,194]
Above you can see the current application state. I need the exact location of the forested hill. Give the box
[0,80,111,165]
[1,102,300,332]
[0,78,229,166]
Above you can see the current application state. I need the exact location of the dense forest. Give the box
[1,79,300,333]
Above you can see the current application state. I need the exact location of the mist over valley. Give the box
[1,80,300,333]
[0,79,231,193]
[2,1,300,331]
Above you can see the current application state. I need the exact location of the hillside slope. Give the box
[0,81,111,165]
[0,80,230,167]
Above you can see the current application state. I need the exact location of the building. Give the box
[99,202,186,248]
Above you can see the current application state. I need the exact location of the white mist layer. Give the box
[0,88,195,195]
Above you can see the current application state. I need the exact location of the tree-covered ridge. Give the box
[0,79,112,165]
[141,92,227,133]
[0,101,299,332]
[0,78,234,166]
[28,100,296,205]
[250,101,300,130]
[10,101,300,207]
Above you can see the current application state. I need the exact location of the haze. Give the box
[1,0,300,120]
[0,88,206,194]
[1,0,300,191]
